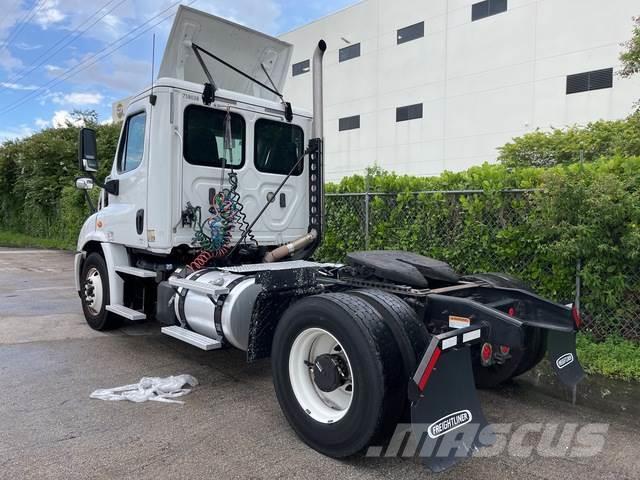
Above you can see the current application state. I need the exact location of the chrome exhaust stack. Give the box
[312,40,327,139]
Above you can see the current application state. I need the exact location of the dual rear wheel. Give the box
[271,291,428,457]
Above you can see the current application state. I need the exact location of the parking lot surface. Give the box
[1,247,639,479]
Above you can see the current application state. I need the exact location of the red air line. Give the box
[418,346,442,391]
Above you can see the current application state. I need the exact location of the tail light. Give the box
[480,343,493,366]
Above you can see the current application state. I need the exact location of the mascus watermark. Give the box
[366,423,609,458]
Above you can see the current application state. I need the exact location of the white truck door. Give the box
[98,104,149,248]
[250,116,308,243]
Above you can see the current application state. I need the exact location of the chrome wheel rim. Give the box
[83,267,104,315]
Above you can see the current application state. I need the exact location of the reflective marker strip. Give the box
[442,336,458,350]
[462,329,481,343]
[418,347,441,391]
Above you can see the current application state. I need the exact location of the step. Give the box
[161,326,222,350]
[106,304,147,321]
[168,277,229,296]
[115,266,157,279]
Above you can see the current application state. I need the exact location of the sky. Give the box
[0,0,358,141]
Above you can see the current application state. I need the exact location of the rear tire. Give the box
[80,253,122,331]
[513,327,547,377]
[349,289,429,419]
[271,293,404,458]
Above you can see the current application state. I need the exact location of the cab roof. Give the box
[130,77,311,120]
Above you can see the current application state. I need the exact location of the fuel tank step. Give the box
[168,276,229,296]
[115,266,158,279]
[106,304,146,321]
[161,326,222,351]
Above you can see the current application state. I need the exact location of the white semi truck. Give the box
[74,6,584,471]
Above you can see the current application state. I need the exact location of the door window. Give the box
[183,105,245,168]
[117,111,146,173]
[254,118,304,175]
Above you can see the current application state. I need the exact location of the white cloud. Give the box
[0,125,34,143]
[0,82,39,91]
[35,118,50,128]
[0,47,24,72]
[51,91,104,106]
[45,64,64,73]
[34,0,66,29]
[14,42,43,51]
[51,109,84,128]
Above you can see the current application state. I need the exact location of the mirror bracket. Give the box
[104,179,119,196]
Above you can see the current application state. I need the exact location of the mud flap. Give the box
[408,327,494,472]
[547,330,585,389]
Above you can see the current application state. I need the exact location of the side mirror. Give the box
[78,127,98,172]
[75,177,94,190]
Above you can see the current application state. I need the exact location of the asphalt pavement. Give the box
[0,247,638,480]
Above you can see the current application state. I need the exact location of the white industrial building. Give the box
[279,0,640,181]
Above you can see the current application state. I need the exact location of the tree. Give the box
[69,109,99,127]
[620,16,640,112]
[620,16,640,79]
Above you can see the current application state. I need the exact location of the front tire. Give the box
[80,253,122,331]
[271,293,404,458]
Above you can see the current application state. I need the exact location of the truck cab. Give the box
[79,80,315,253]
[74,7,325,322]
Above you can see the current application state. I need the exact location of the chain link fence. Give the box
[322,190,640,341]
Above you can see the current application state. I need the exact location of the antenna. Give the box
[149,33,157,105]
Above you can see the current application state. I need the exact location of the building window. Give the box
[566,68,613,94]
[292,59,310,76]
[396,103,423,122]
[183,105,245,168]
[254,118,304,176]
[472,0,507,21]
[339,43,360,63]
[397,21,424,45]
[339,115,360,131]
[117,111,146,173]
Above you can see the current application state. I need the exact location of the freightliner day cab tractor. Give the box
[74,6,585,471]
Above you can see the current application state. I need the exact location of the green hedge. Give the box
[0,122,119,249]
[498,112,640,167]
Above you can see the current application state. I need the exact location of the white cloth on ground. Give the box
[90,375,198,404]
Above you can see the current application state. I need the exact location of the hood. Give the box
[158,5,293,101]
